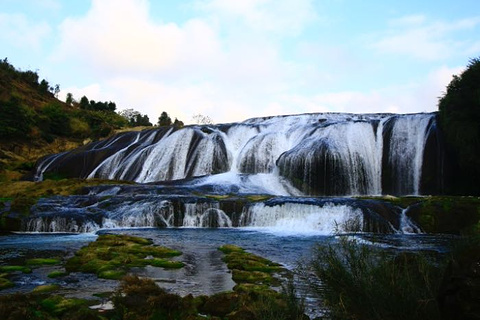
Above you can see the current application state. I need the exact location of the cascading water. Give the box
[239,202,364,235]
[22,112,444,236]
[183,203,232,228]
[33,112,441,197]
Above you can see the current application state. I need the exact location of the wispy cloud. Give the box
[0,13,51,50]
[370,15,480,60]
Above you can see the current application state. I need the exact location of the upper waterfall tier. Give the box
[32,112,445,196]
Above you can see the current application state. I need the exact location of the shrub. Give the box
[0,97,33,139]
[310,237,444,320]
[41,103,70,136]
[69,117,91,138]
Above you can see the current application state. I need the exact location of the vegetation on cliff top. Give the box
[439,57,480,195]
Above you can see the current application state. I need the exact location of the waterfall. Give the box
[33,112,440,197]
[183,203,232,228]
[239,202,364,235]
[385,114,434,195]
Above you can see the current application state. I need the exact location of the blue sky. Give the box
[1,0,479,124]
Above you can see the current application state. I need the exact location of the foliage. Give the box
[78,95,116,112]
[310,237,444,320]
[192,113,214,125]
[0,96,34,139]
[40,103,71,136]
[438,57,480,194]
[158,111,172,126]
[119,108,153,127]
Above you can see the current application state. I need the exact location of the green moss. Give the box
[0,265,32,274]
[26,258,61,266]
[407,196,480,234]
[218,244,245,254]
[65,234,184,279]
[232,269,273,284]
[40,295,95,316]
[149,258,184,269]
[0,277,14,290]
[245,194,273,202]
[98,269,126,280]
[219,244,285,289]
[32,284,60,293]
[47,271,68,278]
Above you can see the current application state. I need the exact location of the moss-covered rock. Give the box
[0,277,14,290]
[406,197,480,234]
[26,258,61,266]
[65,234,183,280]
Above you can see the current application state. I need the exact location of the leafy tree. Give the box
[119,108,152,126]
[38,79,50,94]
[79,96,90,109]
[53,84,60,98]
[173,118,184,128]
[66,93,74,106]
[438,57,480,194]
[158,111,172,126]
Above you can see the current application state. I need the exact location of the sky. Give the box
[1,0,479,124]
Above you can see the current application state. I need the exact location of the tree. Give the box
[38,79,50,94]
[54,84,60,98]
[192,114,213,125]
[173,118,184,128]
[438,57,480,195]
[79,96,90,109]
[66,93,74,106]
[119,109,152,127]
[158,111,172,126]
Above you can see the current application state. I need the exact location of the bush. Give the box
[69,117,91,138]
[41,103,70,136]
[310,237,444,320]
[0,97,33,139]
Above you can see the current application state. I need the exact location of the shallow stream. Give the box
[0,227,454,317]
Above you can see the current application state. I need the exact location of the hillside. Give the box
[0,58,130,181]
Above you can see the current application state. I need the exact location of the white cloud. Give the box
[55,0,222,76]
[197,0,317,35]
[371,15,480,60]
[0,13,51,49]
[53,0,302,123]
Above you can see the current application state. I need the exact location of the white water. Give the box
[183,203,232,228]
[36,113,436,196]
[240,202,364,236]
[388,114,434,195]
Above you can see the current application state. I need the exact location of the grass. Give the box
[65,234,184,280]
[310,236,445,320]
